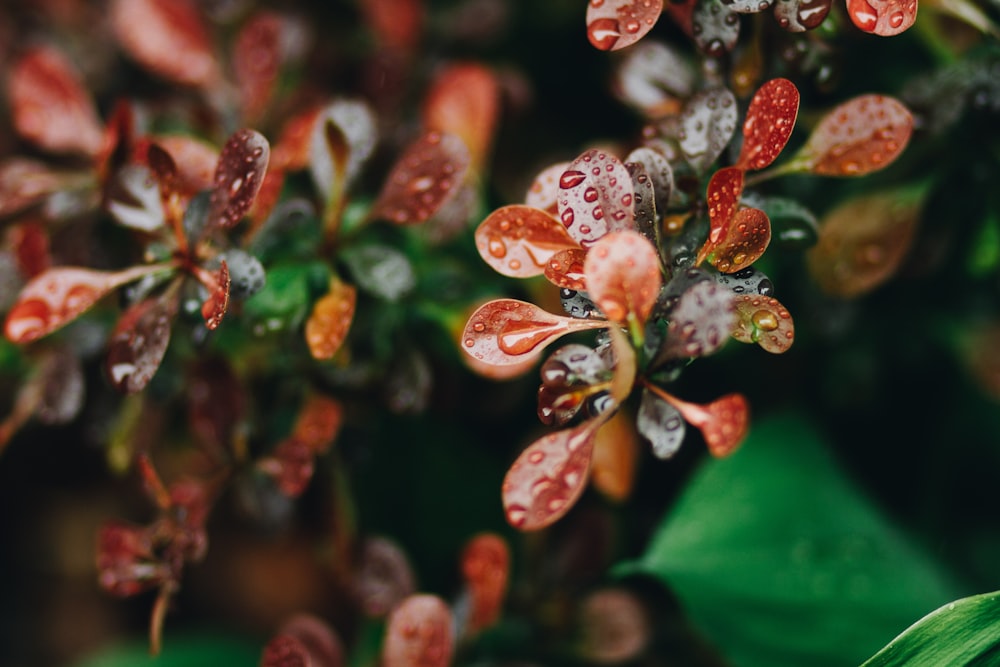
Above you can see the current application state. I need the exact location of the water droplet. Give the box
[583,187,599,203]
[588,17,621,50]
[559,170,586,189]
[888,11,904,27]
[561,208,575,227]
[488,236,507,258]
[752,310,779,331]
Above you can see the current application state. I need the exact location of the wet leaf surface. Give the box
[556,149,636,247]
[698,166,745,265]
[217,249,266,300]
[626,146,674,222]
[737,78,800,171]
[691,0,741,57]
[475,205,579,278]
[847,0,917,35]
[586,0,664,51]
[732,293,795,353]
[372,132,470,225]
[637,387,687,459]
[538,344,611,425]
[232,12,284,123]
[208,129,271,230]
[544,248,589,291]
[382,594,454,667]
[773,0,833,30]
[721,0,775,12]
[662,391,749,457]
[583,230,663,326]
[614,41,696,117]
[106,289,179,394]
[707,206,772,273]
[679,88,739,173]
[714,265,774,296]
[460,533,510,634]
[305,279,357,360]
[200,260,230,330]
[526,161,571,213]
[660,280,736,360]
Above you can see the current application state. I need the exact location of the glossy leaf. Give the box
[691,0,741,57]
[8,46,104,157]
[721,0,775,12]
[199,261,230,330]
[310,100,378,201]
[544,248,588,291]
[679,88,739,173]
[560,288,605,320]
[583,230,663,326]
[579,588,652,663]
[591,409,639,502]
[475,205,579,278]
[5,265,161,344]
[372,132,470,225]
[626,146,674,222]
[106,165,165,232]
[586,0,664,51]
[637,387,687,459]
[697,166,745,265]
[502,418,602,530]
[341,244,416,302]
[556,149,636,247]
[353,537,417,618]
[714,265,774,296]
[110,0,220,87]
[208,129,271,230]
[382,595,454,667]
[773,0,833,30]
[461,299,608,369]
[614,41,696,117]
[525,161,571,213]
[797,95,914,176]
[232,12,284,123]
[660,280,736,360]
[847,0,917,35]
[626,161,658,244]
[538,344,611,425]
[732,294,795,353]
[422,63,500,170]
[707,207,772,273]
[217,249,266,300]
[0,159,72,218]
[460,533,510,634]
[806,189,921,298]
[737,79,800,171]
[106,289,179,394]
[305,279,357,360]
[665,391,749,457]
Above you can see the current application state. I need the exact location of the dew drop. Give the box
[559,170,587,189]
[752,310,779,331]
[583,187,599,203]
[488,236,507,258]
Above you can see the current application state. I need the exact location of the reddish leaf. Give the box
[186,358,245,453]
[305,279,357,360]
[233,12,284,123]
[525,161,571,213]
[422,63,501,170]
[847,0,916,35]
[476,205,579,278]
[199,261,230,330]
[462,299,608,370]
[774,0,833,30]
[679,88,739,173]
[586,0,664,51]
[806,189,921,298]
[382,595,454,667]
[737,78,800,171]
[276,615,345,667]
[261,635,310,667]
[359,0,425,53]
[96,100,137,182]
[697,166,745,265]
[354,537,417,618]
[798,95,914,176]
[372,132,470,225]
[0,159,72,218]
[654,389,750,457]
[153,135,219,195]
[706,207,772,273]
[206,129,270,230]
[691,0,741,56]
[8,46,104,157]
[110,0,220,88]
[502,418,602,530]
[5,265,160,344]
[732,293,795,353]
[537,344,611,426]
[8,221,51,278]
[556,149,636,247]
[660,280,736,359]
[460,533,510,634]
[544,248,589,290]
[106,288,179,394]
[258,438,314,497]
[96,521,160,597]
[292,394,343,453]
[591,410,639,502]
[583,230,662,326]
[579,588,653,663]
[271,107,322,172]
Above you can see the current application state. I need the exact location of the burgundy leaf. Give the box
[525,161,571,213]
[583,230,663,326]
[306,279,357,360]
[475,205,579,278]
[706,207,772,273]
[502,418,602,530]
[544,248,589,290]
[261,635,310,667]
[8,46,104,157]
[697,166,745,265]
[359,0,425,53]
[208,129,271,230]
[847,0,916,35]
[153,135,220,195]
[186,358,245,453]
[277,614,345,667]
[106,288,179,394]
[462,299,608,370]
[382,595,454,667]
[586,0,664,51]
[354,537,417,618]
[679,88,739,173]
[233,12,284,124]
[556,149,636,247]
[636,387,686,459]
[732,293,795,353]
[736,78,800,171]
[691,0,741,56]
[9,221,51,278]
[774,0,832,30]
[422,63,501,170]
[199,260,230,330]
[372,132,470,225]
[660,280,736,359]
[460,533,510,635]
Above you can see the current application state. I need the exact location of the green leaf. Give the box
[616,413,964,667]
[861,590,1000,666]
[74,635,260,667]
[242,262,329,333]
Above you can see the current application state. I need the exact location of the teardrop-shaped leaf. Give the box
[560,288,605,320]
[691,0,742,57]
[806,189,922,298]
[106,165,166,232]
[773,0,833,30]
[372,132,470,225]
[737,78,800,171]
[502,418,602,530]
[460,533,510,635]
[654,390,749,457]
[110,0,221,87]
[422,63,500,170]
[106,288,179,394]
[232,12,284,124]
[382,595,454,667]
[153,135,220,195]
[847,0,917,35]
[680,88,739,174]
[538,344,611,425]
[200,260,230,330]
[591,409,639,502]
[586,0,664,51]
[5,265,162,344]
[697,166,745,265]
[341,244,416,301]
[556,149,636,247]
[9,221,51,279]
[637,387,687,459]
[614,40,696,117]
[8,46,104,157]
[707,206,772,273]
[721,0,775,12]
[732,293,795,353]
[0,159,72,218]
[544,248,589,290]
[305,278,357,360]
[354,537,417,618]
[526,161,571,213]
[626,146,674,223]
[626,161,658,244]
[208,129,271,230]
[309,99,379,201]
[659,280,736,360]
[475,205,579,278]
[797,95,914,176]
[583,230,663,326]
[462,299,608,370]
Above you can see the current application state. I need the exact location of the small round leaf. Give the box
[372,132,470,225]
[475,205,579,278]
[556,149,636,247]
[583,230,663,326]
[586,0,664,51]
[737,78,800,171]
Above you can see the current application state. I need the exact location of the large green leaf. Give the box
[861,590,1000,666]
[74,635,260,667]
[617,413,964,666]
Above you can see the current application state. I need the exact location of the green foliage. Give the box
[73,635,260,667]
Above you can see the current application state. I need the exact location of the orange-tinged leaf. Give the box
[591,409,639,502]
[271,107,322,172]
[8,46,104,157]
[306,279,356,360]
[525,161,571,214]
[544,248,588,290]
[232,12,284,124]
[200,260,230,330]
[798,95,913,176]
[586,0,664,51]
[383,594,454,667]
[5,265,161,344]
[731,293,794,353]
[9,221,51,278]
[153,135,219,195]
[556,149,636,247]
[737,78,800,171]
[461,299,608,370]
[110,0,220,88]
[422,63,500,171]
[697,166,745,265]
[502,418,602,530]
[583,230,663,326]
[460,533,510,634]
[476,205,579,278]
[707,206,771,273]
[372,132,470,225]
[359,0,425,53]
[847,0,916,35]
[654,388,750,457]
[208,129,270,230]
[292,394,343,453]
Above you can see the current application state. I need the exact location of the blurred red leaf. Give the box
[556,149,636,247]
[586,0,664,51]
[305,279,356,360]
[591,409,639,502]
[96,521,161,598]
[208,129,270,230]
[736,78,800,171]
[372,132,470,225]
[460,533,510,634]
[382,594,454,667]
[0,159,73,218]
[233,12,284,124]
[8,221,51,278]
[353,537,417,618]
[271,106,322,172]
[260,635,310,667]
[106,288,179,394]
[199,260,230,330]
[422,63,501,171]
[583,230,663,326]
[359,0,425,53]
[847,0,916,35]
[475,205,579,278]
[152,135,220,195]
[292,394,343,454]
